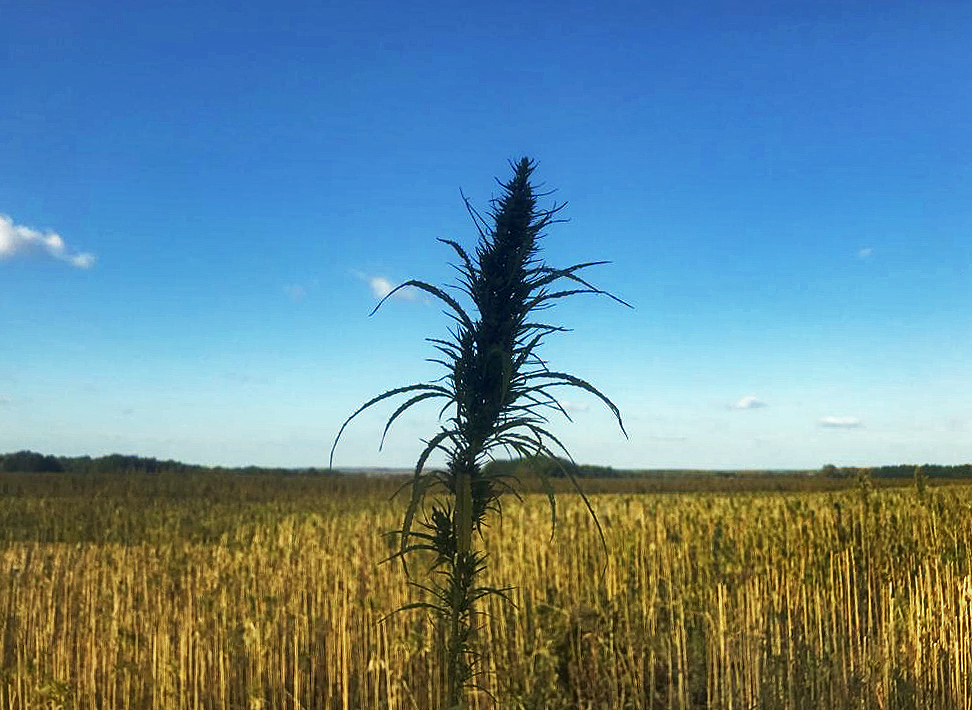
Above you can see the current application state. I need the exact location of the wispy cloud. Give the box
[946,418,970,433]
[352,270,419,302]
[0,214,95,268]
[283,284,307,301]
[560,399,590,413]
[369,276,398,299]
[857,247,873,259]
[729,395,766,410]
[0,396,11,406]
[819,416,862,429]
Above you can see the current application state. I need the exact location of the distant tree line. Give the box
[0,451,204,474]
[819,463,972,479]
[483,456,617,479]
[2,450,970,480]
[486,457,972,480]
[0,451,65,473]
[0,451,330,476]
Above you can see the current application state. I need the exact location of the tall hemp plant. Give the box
[332,158,628,708]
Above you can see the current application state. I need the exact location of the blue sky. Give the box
[1,0,969,470]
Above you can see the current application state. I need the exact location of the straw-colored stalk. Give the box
[1,476,970,709]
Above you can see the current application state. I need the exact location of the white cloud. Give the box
[729,395,766,410]
[857,247,873,259]
[0,214,96,268]
[369,276,397,299]
[351,270,419,302]
[560,399,590,413]
[819,416,862,429]
[0,396,11,406]
[283,284,307,301]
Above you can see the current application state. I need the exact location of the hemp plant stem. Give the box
[332,157,628,708]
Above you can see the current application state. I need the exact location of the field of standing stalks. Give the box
[1,472,970,710]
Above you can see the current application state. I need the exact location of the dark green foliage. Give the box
[333,158,628,536]
[0,451,63,472]
[0,451,341,476]
[821,462,972,479]
[332,158,628,706]
[483,455,617,479]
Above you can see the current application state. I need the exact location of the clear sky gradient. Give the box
[2,0,969,470]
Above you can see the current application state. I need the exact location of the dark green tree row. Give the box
[820,463,972,479]
[0,450,204,474]
[4,450,969,480]
[482,455,617,479]
[0,450,64,472]
[492,458,972,480]
[0,451,332,476]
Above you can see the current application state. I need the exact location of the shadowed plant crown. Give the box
[331,157,628,707]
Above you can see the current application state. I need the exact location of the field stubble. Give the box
[0,473,970,709]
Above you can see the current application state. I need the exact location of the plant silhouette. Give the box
[332,157,628,708]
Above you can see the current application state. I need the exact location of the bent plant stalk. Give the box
[332,157,628,708]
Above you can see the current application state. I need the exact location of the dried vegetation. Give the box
[1,472,970,709]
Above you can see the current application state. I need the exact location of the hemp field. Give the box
[1,472,970,709]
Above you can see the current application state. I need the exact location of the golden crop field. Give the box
[0,472,970,709]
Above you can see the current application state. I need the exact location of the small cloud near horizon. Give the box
[857,247,873,259]
[352,270,419,302]
[945,418,970,433]
[729,395,766,410]
[0,214,95,268]
[560,399,590,413]
[819,416,862,429]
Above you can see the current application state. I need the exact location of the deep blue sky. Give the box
[2,0,969,469]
